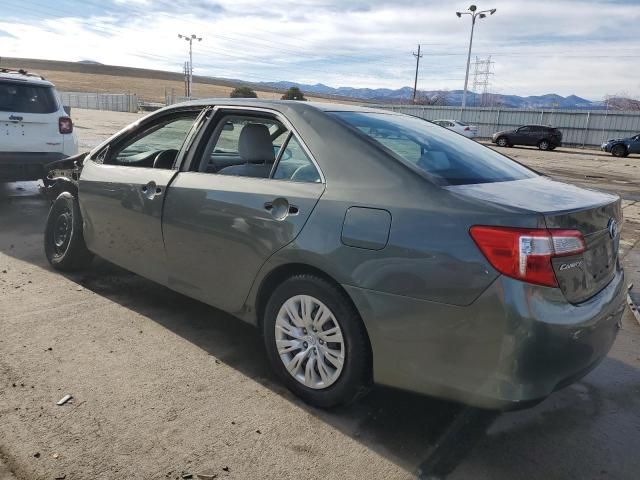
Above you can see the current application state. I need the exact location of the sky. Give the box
[1,0,639,99]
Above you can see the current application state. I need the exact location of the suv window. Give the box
[331,111,536,186]
[273,135,321,183]
[0,82,58,114]
[107,112,199,167]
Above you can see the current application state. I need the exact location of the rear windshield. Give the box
[0,81,58,114]
[331,111,537,185]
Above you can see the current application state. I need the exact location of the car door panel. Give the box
[78,109,203,284]
[79,160,177,284]
[162,173,324,312]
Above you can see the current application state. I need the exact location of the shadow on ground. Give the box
[2,181,640,479]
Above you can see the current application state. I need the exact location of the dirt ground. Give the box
[1,109,640,480]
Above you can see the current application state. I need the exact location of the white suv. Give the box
[0,69,78,182]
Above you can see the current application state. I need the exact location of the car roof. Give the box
[171,98,397,116]
[0,69,54,87]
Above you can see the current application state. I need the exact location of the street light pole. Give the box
[178,33,202,97]
[456,5,496,109]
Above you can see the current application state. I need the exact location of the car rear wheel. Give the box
[44,193,93,271]
[263,274,371,408]
[538,139,551,151]
[611,144,628,157]
[496,137,509,147]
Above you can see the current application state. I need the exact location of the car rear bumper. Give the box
[346,263,626,410]
[0,152,67,181]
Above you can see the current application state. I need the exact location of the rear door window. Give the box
[273,136,321,183]
[0,82,58,113]
[331,111,536,186]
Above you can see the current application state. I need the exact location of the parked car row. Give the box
[433,119,639,158]
[432,120,563,151]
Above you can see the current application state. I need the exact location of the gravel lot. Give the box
[1,109,640,480]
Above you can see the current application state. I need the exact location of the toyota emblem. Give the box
[608,218,619,239]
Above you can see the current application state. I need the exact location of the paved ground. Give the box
[1,110,640,480]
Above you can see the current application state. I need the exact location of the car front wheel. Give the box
[263,274,371,408]
[611,144,628,157]
[44,192,93,271]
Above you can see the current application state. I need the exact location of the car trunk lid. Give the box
[448,176,621,303]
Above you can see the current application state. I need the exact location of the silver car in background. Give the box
[432,119,478,138]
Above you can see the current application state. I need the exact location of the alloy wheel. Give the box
[274,295,345,390]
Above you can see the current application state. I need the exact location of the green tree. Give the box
[230,86,258,98]
[281,86,307,101]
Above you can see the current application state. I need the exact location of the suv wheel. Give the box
[263,274,371,408]
[611,144,628,157]
[496,137,509,147]
[538,139,551,151]
[44,193,93,271]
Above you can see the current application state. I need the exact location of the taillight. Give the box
[464,126,470,131]
[59,116,73,134]
[469,226,585,287]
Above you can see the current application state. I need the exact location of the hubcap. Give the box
[274,295,345,390]
[53,210,72,255]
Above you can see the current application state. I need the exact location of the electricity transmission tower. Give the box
[412,44,423,104]
[472,55,494,106]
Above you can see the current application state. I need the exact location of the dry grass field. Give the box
[1,57,358,104]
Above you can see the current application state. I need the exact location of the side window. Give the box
[107,112,199,168]
[199,114,286,176]
[518,126,530,133]
[273,136,321,183]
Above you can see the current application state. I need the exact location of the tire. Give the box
[263,274,371,408]
[496,136,509,147]
[44,192,93,271]
[538,139,551,151]
[611,144,628,158]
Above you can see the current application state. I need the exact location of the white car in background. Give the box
[0,68,78,182]
[432,119,478,138]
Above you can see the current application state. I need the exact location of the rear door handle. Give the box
[264,198,299,220]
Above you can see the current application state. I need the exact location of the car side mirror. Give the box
[223,122,234,131]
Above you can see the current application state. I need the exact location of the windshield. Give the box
[331,111,537,186]
[0,81,58,113]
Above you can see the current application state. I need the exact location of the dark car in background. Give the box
[601,133,640,157]
[492,125,562,151]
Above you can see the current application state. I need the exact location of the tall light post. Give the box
[178,33,202,97]
[456,5,496,108]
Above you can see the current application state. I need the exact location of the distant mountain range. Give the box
[256,81,601,109]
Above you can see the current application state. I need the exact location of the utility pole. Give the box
[178,33,202,97]
[412,44,423,104]
[183,62,189,97]
[456,5,496,108]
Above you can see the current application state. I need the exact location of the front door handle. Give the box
[141,181,162,199]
